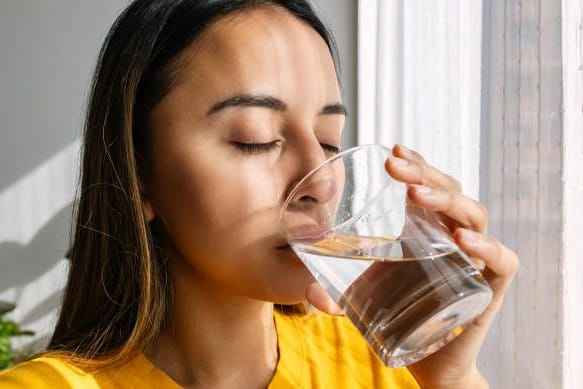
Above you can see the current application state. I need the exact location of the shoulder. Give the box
[274,311,420,388]
[0,356,100,389]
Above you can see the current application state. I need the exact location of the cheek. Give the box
[196,161,282,229]
[149,148,284,255]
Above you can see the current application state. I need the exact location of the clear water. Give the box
[292,235,493,367]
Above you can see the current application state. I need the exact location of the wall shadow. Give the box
[0,204,72,291]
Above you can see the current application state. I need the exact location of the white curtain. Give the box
[561,2,583,387]
[357,0,482,200]
[359,1,583,387]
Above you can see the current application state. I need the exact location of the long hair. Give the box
[48,0,339,367]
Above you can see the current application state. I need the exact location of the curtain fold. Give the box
[357,0,482,199]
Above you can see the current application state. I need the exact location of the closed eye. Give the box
[233,141,340,155]
[321,144,341,154]
[233,141,279,154]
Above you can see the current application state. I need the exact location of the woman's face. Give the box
[144,6,345,304]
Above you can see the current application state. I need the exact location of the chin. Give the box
[254,246,315,303]
[268,272,315,305]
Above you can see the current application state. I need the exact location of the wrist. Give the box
[460,371,490,389]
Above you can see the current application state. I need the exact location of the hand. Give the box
[304,144,518,389]
[385,144,519,389]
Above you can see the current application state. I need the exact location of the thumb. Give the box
[305,282,344,315]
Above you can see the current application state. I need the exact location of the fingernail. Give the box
[473,259,486,270]
[399,144,412,155]
[390,157,408,167]
[459,229,478,246]
[414,185,432,195]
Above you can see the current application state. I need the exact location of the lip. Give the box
[272,235,290,249]
[284,224,331,242]
[276,244,304,267]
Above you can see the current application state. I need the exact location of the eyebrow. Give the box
[206,93,347,116]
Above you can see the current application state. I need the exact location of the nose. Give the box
[289,173,338,209]
[282,164,340,242]
[285,132,338,198]
[286,134,340,208]
[280,140,343,242]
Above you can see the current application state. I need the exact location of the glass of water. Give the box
[278,144,493,367]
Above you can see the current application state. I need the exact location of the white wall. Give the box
[0,0,357,353]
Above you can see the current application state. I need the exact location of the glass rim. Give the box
[278,143,392,238]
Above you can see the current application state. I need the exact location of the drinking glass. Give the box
[279,144,493,367]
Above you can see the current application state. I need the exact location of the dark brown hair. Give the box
[48,0,339,366]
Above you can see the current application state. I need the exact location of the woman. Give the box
[0,0,518,388]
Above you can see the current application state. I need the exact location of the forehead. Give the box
[167,5,340,110]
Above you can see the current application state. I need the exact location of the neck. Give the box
[145,259,279,389]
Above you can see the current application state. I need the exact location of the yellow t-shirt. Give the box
[0,311,419,388]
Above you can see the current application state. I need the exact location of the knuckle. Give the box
[508,251,520,274]
[443,191,456,213]
[445,174,462,192]
[408,148,426,163]
[425,168,461,192]
[416,163,430,185]
[485,234,499,249]
[474,202,489,229]
[492,238,520,275]
[485,234,502,257]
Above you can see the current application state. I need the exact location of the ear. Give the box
[139,183,156,222]
[142,198,156,222]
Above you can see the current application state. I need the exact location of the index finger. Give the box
[386,144,462,193]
